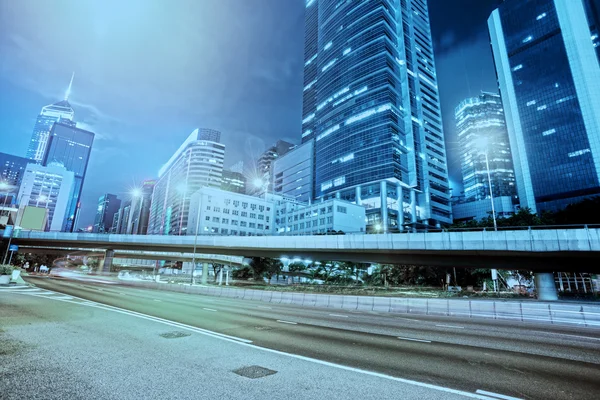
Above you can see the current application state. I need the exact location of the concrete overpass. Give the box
[4,227,599,270]
[13,245,246,267]
[5,228,600,300]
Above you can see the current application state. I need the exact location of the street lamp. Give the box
[190,196,202,286]
[476,137,498,232]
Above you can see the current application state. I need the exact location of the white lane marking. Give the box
[32,289,496,399]
[257,306,272,309]
[119,292,127,295]
[397,337,432,343]
[476,389,523,400]
[396,317,422,322]
[329,314,349,318]
[38,295,73,300]
[153,299,162,302]
[436,324,465,329]
[202,308,217,312]
[3,288,44,293]
[276,320,298,325]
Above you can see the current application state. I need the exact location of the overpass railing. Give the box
[3,224,600,238]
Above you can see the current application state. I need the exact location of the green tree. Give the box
[248,257,282,284]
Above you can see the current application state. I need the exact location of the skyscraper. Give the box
[27,74,75,162]
[221,170,246,194]
[489,0,600,213]
[148,128,225,235]
[42,122,94,231]
[92,194,121,233]
[302,0,452,231]
[133,179,156,235]
[453,92,517,221]
[273,140,314,203]
[17,162,75,232]
[252,140,295,195]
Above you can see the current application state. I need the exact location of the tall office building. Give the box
[453,92,517,221]
[92,193,121,233]
[253,140,295,194]
[148,128,225,235]
[134,179,156,235]
[273,140,314,203]
[302,0,452,231]
[27,74,75,162]
[489,0,600,213]
[42,122,94,231]
[17,162,75,232]
[0,152,29,205]
[221,170,246,194]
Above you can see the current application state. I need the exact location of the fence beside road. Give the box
[123,280,600,328]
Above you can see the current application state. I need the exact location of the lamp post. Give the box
[190,196,202,286]
[478,138,498,232]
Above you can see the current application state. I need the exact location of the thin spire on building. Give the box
[64,72,75,101]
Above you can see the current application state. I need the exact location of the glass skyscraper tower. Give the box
[148,128,225,235]
[452,92,517,222]
[43,122,95,232]
[27,74,75,162]
[456,92,516,203]
[302,0,451,231]
[489,0,600,213]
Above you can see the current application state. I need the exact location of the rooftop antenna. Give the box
[64,72,75,101]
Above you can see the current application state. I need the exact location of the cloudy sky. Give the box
[0,0,501,228]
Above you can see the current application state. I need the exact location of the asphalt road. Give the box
[3,276,600,400]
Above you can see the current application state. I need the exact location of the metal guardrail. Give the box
[3,224,600,238]
[125,280,600,328]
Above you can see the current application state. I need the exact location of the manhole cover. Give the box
[160,331,191,339]
[232,365,277,379]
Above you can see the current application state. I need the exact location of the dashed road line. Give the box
[397,337,431,343]
[276,320,298,325]
[257,306,272,309]
[329,314,349,318]
[202,308,217,312]
[436,324,465,329]
[153,299,162,302]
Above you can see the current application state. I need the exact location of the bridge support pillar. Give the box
[201,262,209,285]
[397,184,404,232]
[355,186,362,205]
[100,249,115,274]
[380,180,388,233]
[535,272,558,301]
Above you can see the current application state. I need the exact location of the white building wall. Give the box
[275,198,365,235]
[188,187,276,236]
[17,163,75,231]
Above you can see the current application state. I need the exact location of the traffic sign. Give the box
[8,244,18,252]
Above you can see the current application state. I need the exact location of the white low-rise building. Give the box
[275,197,366,235]
[188,187,276,236]
[187,187,366,236]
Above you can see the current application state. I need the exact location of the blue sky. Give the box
[0,0,499,228]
